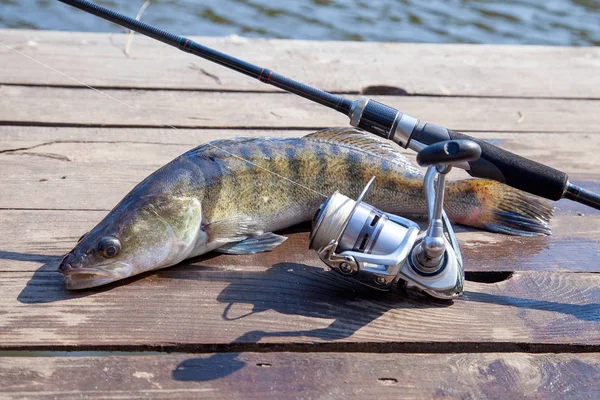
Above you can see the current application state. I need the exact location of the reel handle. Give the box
[416,140,482,168]
[411,140,480,274]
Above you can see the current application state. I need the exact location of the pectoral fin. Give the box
[205,216,264,244]
[215,233,287,254]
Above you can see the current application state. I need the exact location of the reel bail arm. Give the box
[411,140,482,273]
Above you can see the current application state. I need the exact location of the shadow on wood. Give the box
[0,250,80,304]
[169,262,426,382]
[173,352,247,382]
[168,261,599,382]
[9,250,227,304]
[463,291,600,322]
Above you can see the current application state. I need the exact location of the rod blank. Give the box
[57,0,353,114]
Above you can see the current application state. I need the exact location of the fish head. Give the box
[58,195,204,289]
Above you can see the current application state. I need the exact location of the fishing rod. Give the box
[58,0,600,211]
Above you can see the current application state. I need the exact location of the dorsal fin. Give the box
[302,128,407,161]
[187,137,262,158]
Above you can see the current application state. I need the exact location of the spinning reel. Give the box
[309,140,482,299]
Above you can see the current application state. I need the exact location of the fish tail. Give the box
[445,179,554,236]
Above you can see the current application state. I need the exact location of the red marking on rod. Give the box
[266,71,273,84]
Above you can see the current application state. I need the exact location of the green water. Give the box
[1,0,599,45]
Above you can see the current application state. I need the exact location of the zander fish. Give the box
[58,128,553,289]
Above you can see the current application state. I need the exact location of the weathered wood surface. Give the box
[2,30,600,98]
[1,211,599,274]
[1,353,599,399]
[3,127,600,173]
[2,129,600,210]
[1,28,599,398]
[2,264,599,348]
[2,86,600,132]
[3,126,600,169]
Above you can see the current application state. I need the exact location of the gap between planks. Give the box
[0,341,599,355]
[6,82,600,101]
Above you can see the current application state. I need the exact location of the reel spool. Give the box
[310,178,413,258]
[309,178,419,289]
[309,139,482,300]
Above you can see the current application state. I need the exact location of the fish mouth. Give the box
[60,264,133,290]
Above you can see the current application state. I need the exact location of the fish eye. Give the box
[98,237,121,258]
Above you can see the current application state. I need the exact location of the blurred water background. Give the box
[1,0,599,45]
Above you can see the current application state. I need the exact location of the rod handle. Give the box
[411,123,568,200]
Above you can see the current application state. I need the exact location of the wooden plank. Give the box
[1,352,598,399]
[1,258,598,347]
[2,86,600,132]
[1,209,599,273]
[0,126,313,152]
[2,29,600,99]
[2,127,599,211]
[2,127,600,173]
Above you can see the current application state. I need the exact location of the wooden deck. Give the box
[1,29,599,398]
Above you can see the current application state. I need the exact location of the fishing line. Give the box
[1,41,137,110]
[1,40,328,199]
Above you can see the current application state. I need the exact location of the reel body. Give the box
[309,140,481,300]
